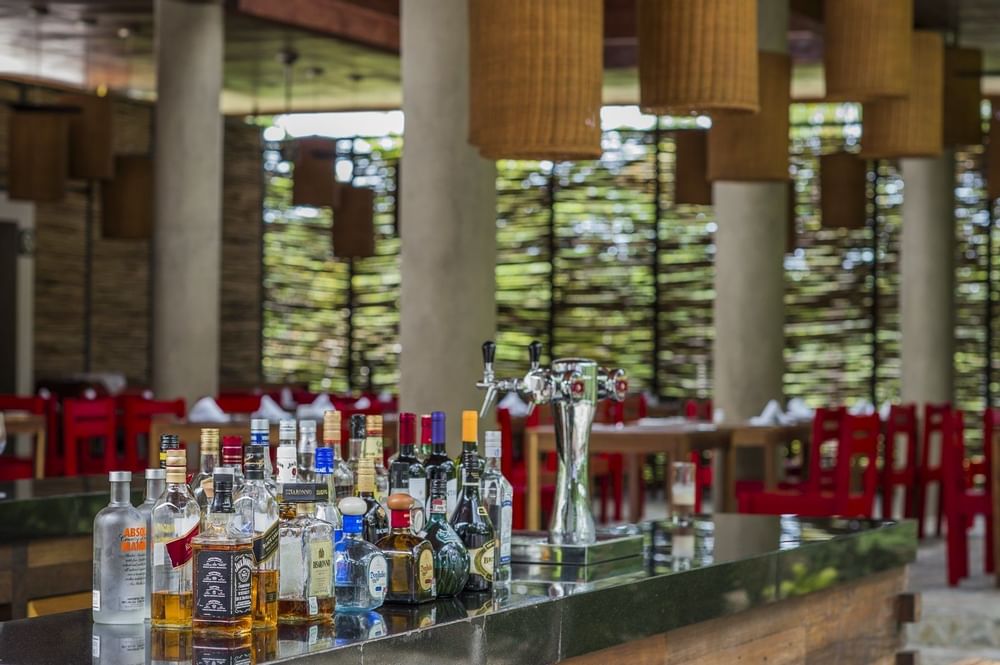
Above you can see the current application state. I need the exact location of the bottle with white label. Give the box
[480,430,513,585]
[388,412,427,511]
[297,420,318,483]
[422,411,457,517]
[334,497,388,613]
[277,482,335,623]
[150,451,201,629]
[93,471,147,624]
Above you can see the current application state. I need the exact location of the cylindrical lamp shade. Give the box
[820,152,867,229]
[987,98,1000,200]
[292,138,337,207]
[824,0,912,102]
[943,48,983,147]
[638,0,758,114]
[861,31,944,159]
[101,155,153,240]
[332,184,375,258]
[707,52,790,181]
[8,106,70,202]
[469,0,603,160]
[671,130,712,205]
[60,94,114,180]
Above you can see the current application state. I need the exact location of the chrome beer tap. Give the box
[476,341,551,419]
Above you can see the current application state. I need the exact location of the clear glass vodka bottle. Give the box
[334,497,387,613]
[480,430,513,585]
[347,414,365,481]
[91,621,146,665]
[298,420,317,483]
[93,471,147,624]
[314,446,344,547]
[220,436,246,496]
[138,468,166,620]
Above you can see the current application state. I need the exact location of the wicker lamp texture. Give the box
[824,0,912,102]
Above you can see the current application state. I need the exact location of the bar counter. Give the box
[0,512,916,665]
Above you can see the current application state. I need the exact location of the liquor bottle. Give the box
[418,414,433,463]
[150,450,200,628]
[365,415,389,503]
[149,627,193,665]
[455,410,486,492]
[138,468,166,620]
[277,422,299,484]
[347,414,365,478]
[388,412,427,507]
[334,497,388,613]
[322,410,354,499]
[314,446,344,548]
[191,468,255,636]
[298,419,317,482]
[220,436,246,495]
[376,493,436,604]
[190,428,220,509]
[356,457,389,544]
[250,418,275,481]
[422,474,470,597]
[423,411,457,517]
[91,622,145,665]
[480,430,513,585]
[93,471,147,624]
[235,444,280,628]
[278,483,335,623]
[450,412,496,592]
[158,434,180,470]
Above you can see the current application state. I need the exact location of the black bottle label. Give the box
[252,521,279,564]
[194,548,255,620]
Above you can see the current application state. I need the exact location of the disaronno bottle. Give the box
[93,471,147,624]
[376,494,436,604]
[278,483,335,623]
[150,451,200,628]
[450,412,496,592]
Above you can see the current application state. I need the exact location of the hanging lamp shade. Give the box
[943,47,983,147]
[987,98,1000,200]
[101,155,153,240]
[823,0,912,102]
[861,31,944,159]
[8,105,72,202]
[331,184,375,259]
[671,130,712,205]
[707,52,790,181]
[59,93,114,180]
[292,137,337,207]
[637,0,758,114]
[469,0,603,160]
[820,152,867,230]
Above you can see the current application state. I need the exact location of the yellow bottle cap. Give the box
[462,410,478,443]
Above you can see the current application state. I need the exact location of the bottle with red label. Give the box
[376,493,436,604]
[151,448,201,628]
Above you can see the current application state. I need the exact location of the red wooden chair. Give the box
[881,404,919,520]
[215,394,263,415]
[916,402,952,538]
[498,407,555,529]
[0,395,47,480]
[684,399,712,421]
[965,408,999,489]
[942,410,994,586]
[62,397,117,476]
[121,396,186,471]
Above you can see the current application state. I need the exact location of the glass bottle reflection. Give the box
[91,622,145,665]
[190,631,252,665]
[149,627,193,665]
[333,611,387,646]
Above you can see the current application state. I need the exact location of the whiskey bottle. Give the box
[356,457,389,544]
[418,414,433,463]
[346,414,365,478]
[151,450,200,628]
[423,411,457,517]
[450,414,496,592]
[376,493,436,604]
[192,468,255,636]
[455,410,486,492]
[313,446,344,547]
[220,436,246,495]
[251,626,278,663]
[365,415,389,504]
[481,430,513,585]
[93,471,147,624]
[138,468,166,620]
[322,410,354,499]
[158,434,180,470]
[423,474,470,597]
[388,412,427,508]
[277,483,335,623]
[334,496,388,613]
[190,428,220,509]
[250,418,275,482]
[235,444,280,628]
[298,419,317,482]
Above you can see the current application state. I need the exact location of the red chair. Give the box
[738,413,881,518]
[498,407,555,530]
[942,410,994,586]
[62,398,117,476]
[965,408,999,489]
[215,394,263,415]
[0,395,47,480]
[881,404,919,520]
[917,402,952,538]
[121,396,186,471]
[684,399,712,422]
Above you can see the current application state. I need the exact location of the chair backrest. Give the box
[0,395,46,414]
[983,407,1000,486]
[123,396,186,421]
[684,399,712,422]
[942,409,969,503]
[806,406,846,490]
[920,402,952,472]
[833,413,881,516]
[215,394,263,415]
[63,397,116,438]
[884,403,918,474]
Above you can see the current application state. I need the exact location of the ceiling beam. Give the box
[233,0,399,52]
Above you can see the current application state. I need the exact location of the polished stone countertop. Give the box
[0,514,916,665]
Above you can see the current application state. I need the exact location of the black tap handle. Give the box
[482,340,496,365]
[528,340,542,366]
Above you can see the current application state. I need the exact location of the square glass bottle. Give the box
[278,482,335,623]
[376,493,436,604]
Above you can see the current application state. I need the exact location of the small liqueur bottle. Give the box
[356,457,389,544]
[322,410,354,499]
[423,411,457,516]
[151,450,200,628]
[138,468,166,620]
[376,494,436,604]
[334,496,388,613]
[93,471,147,624]
[365,415,389,504]
[250,418,275,482]
[455,410,486,492]
[91,622,146,665]
[298,419,317,482]
[277,420,299,484]
[220,436,246,495]
[190,428,220,509]
[389,412,428,508]
[480,430,513,585]
[450,412,496,592]
[235,444,280,629]
[423,474,470,597]
[191,468,255,636]
[418,414,433,463]
[149,627,193,665]
[314,446,344,548]
[347,414,365,478]
[158,434,180,470]
[278,483,335,623]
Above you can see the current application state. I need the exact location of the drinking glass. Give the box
[670,461,696,520]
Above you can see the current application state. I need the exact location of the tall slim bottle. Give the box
[236,444,280,628]
[151,450,200,628]
[93,471,147,624]
[365,415,389,504]
[250,419,275,481]
[423,412,457,517]
[357,458,389,544]
[314,446,344,548]
[347,414,365,478]
[298,420,317,482]
[323,410,354,499]
[450,412,496,592]
[455,410,485,492]
[480,430,513,585]
[190,428,220,509]
[388,412,427,507]
[138,468,166,620]
[418,414,433,463]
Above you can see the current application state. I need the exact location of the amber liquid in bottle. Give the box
[254,568,280,627]
[376,494,436,604]
[151,590,194,626]
[191,540,257,636]
[277,595,336,621]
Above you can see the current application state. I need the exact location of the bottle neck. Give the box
[349,438,363,461]
[200,452,218,474]
[326,440,343,461]
[399,442,415,459]
[431,440,447,455]
[390,510,411,531]
[145,479,165,503]
[110,481,131,506]
[461,440,477,456]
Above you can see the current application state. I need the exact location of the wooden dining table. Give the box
[2,412,48,479]
[725,420,813,512]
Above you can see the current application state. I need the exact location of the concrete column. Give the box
[399,0,497,451]
[151,0,224,404]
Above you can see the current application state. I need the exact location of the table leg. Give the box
[713,445,729,513]
[34,426,45,479]
[527,432,540,531]
[627,453,641,522]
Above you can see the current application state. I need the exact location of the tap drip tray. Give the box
[510,525,644,581]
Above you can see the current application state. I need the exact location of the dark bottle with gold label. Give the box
[357,458,389,544]
[375,493,436,604]
[449,412,496,592]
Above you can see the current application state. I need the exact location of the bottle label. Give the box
[363,436,382,460]
[417,548,435,592]
[252,521,279,564]
[428,497,447,515]
[280,537,304,597]
[194,548,254,620]
[500,500,513,564]
[368,556,387,598]
[469,540,496,582]
[408,478,427,505]
[446,479,458,515]
[308,596,319,616]
[308,541,333,597]
[276,454,297,483]
[113,527,147,611]
[91,634,100,657]
[165,523,199,568]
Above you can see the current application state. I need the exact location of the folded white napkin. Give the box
[749,399,784,425]
[252,394,292,421]
[785,397,815,421]
[189,397,231,423]
[377,391,393,403]
[712,407,725,424]
[280,387,297,411]
[296,393,335,419]
[353,396,372,410]
[498,392,531,417]
[848,400,875,416]
[637,416,688,427]
[878,400,892,420]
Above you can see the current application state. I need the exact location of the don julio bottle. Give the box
[334,497,387,613]
[151,450,200,628]
[450,412,496,592]
[93,471,147,624]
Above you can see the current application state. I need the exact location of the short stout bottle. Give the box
[190,428,220,508]
[388,412,427,508]
[93,471,147,624]
[323,410,355,499]
[423,411,457,516]
[236,444,280,628]
[278,483,335,623]
[151,450,200,628]
[422,474,470,596]
[138,468,166,620]
[191,469,255,636]
[450,412,496,592]
[365,415,389,504]
[356,458,389,544]
[376,494,436,604]
[481,430,514,585]
[334,497,388,613]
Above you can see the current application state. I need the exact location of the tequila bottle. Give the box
[450,415,496,592]
[388,412,427,508]
[314,446,344,548]
[356,457,389,544]
[250,418,275,482]
[235,444,280,628]
[481,430,513,585]
[455,410,486,492]
[423,411,457,517]
[365,415,389,504]
[137,468,166,620]
[278,483,335,623]
[423,475,470,597]
[190,428,220,509]
[334,497,387,613]
[298,419,317,482]
[376,494,436,604]
[93,471,147,624]
[220,436,246,495]
[323,410,354,499]
[150,450,200,628]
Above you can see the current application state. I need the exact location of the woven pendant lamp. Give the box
[861,31,944,159]
[943,47,983,147]
[59,93,114,180]
[469,0,603,160]
[101,155,153,240]
[820,152,867,229]
[707,52,790,181]
[292,137,337,207]
[8,105,72,202]
[824,0,912,102]
[638,0,758,114]
[671,130,712,206]
[331,184,375,259]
